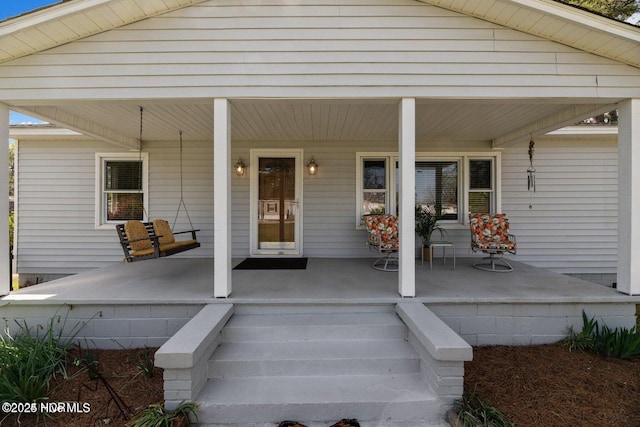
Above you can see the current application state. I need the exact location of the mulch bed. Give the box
[2,348,164,427]
[465,343,640,427]
[4,344,640,426]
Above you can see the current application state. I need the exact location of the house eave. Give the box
[416,0,640,69]
[0,0,210,65]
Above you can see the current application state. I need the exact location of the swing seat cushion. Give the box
[117,220,200,262]
[152,219,176,245]
[152,219,198,251]
[124,220,153,252]
[159,240,198,252]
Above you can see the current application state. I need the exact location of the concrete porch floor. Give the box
[2,257,637,306]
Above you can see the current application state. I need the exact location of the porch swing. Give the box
[116,108,200,263]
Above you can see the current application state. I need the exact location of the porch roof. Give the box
[2,258,635,306]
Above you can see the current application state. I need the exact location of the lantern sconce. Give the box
[527,140,536,192]
[307,157,318,175]
[234,157,246,176]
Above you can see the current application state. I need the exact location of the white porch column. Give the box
[0,104,9,295]
[213,98,232,298]
[398,98,416,297]
[617,99,640,295]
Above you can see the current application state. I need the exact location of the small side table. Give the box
[423,241,456,270]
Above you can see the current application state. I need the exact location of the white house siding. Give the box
[2,0,640,101]
[502,135,618,276]
[16,139,214,281]
[17,131,618,279]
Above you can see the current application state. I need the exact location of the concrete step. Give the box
[209,339,420,377]
[222,312,407,342]
[195,373,441,424]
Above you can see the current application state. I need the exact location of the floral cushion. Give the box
[364,214,399,250]
[469,213,516,252]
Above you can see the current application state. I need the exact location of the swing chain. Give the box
[172,130,195,231]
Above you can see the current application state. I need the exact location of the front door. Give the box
[250,150,303,256]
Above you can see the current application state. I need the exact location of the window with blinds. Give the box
[104,160,144,221]
[96,153,148,227]
[414,161,458,220]
[468,159,493,214]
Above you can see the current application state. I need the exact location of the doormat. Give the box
[233,257,308,270]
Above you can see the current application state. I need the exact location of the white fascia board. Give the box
[0,0,112,36]
[9,126,84,139]
[511,0,640,41]
[547,126,618,137]
[492,103,619,148]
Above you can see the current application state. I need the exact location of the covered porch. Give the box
[2,257,638,350]
[2,257,632,305]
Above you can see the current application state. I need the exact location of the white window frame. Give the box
[465,156,500,220]
[411,156,463,223]
[356,152,501,228]
[95,152,149,229]
[356,152,394,227]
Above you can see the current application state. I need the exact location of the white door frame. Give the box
[250,149,304,256]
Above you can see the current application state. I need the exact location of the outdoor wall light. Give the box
[307,157,318,175]
[234,157,246,176]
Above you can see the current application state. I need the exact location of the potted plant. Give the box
[415,205,445,261]
[128,401,199,427]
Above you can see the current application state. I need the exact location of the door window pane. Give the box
[258,158,295,249]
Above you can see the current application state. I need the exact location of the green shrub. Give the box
[564,311,640,360]
[0,315,80,403]
[564,311,597,352]
[454,392,514,427]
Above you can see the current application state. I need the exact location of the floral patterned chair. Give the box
[364,214,399,271]
[469,213,517,272]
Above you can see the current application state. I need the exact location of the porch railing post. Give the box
[213,98,232,298]
[399,98,416,297]
[617,98,640,295]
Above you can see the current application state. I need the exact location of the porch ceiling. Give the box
[15,97,620,146]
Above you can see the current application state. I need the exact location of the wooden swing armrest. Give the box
[172,229,200,240]
[172,229,200,234]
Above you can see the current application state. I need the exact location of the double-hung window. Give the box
[468,159,495,214]
[95,153,148,228]
[359,157,390,216]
